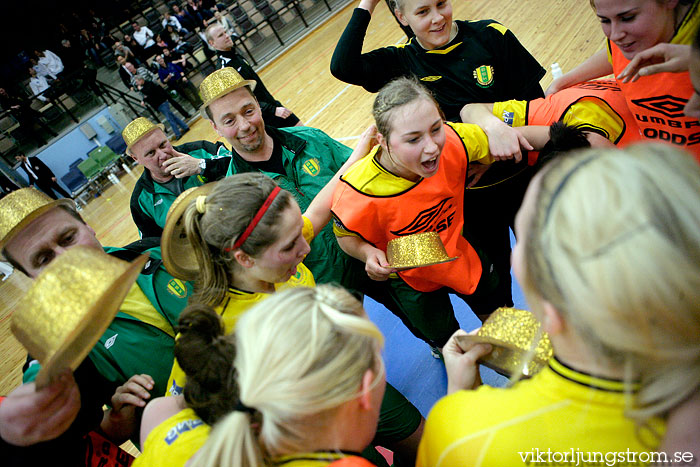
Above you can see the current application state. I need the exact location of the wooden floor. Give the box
[0,0,603,408]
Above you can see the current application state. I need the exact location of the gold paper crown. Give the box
[199,67,257,111]
[122,117,165,151]
[387,232,457,270]
[161,182,216,280]
[457,307,553,378]
[0,188,74,250]
[12,246,148,388]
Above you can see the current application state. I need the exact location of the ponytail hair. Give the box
[182,173,294,306]
[174,304,238,425]
[191,285,385,467]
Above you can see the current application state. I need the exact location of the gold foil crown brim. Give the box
[387,231,457,269]
[0,188,74,249]
[457,307,553,378]
[122,117,165,150]
[161,182,216,280]
[11,246,148,388]
[199,67,257,110]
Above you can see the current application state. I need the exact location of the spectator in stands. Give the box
[0,87,57,146]
[173,4,197,32]
[119,57,192,118]
[163,47,189,71]
[154,54,202,110]
[164,25,189,53]
[187,0,213,27]
[34,50,64,80]
[134,75,191,140]
[207,24,302,127]
[113,41,139,66]
[91,21,116,50]
[57,22,75,45]
[123,33,147,63]
[163,11,189,34]
[78,28,105,67]
[15,153,71,199]
[154,34,172,53]
[60,39,86,73]
[87,10,109,39]
[206,10,236,37]
[60,39,100,95]
[28,67,52,102]
[132,21,159,58]
[117,56,151,90]
[29,58,53,82]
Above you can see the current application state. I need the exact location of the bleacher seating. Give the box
[1,0,350,168]
[89,145,120,169]
[106,133,128,156]
[78,157,101,179]
[61,168,89,195]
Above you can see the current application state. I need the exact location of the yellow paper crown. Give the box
[12,246,148,388]
[0,188,74,249]
[387,232,457,269]
[161,182,216,280]
[457,307,553,378]
[122,117,165,150]
[199,67,257,112]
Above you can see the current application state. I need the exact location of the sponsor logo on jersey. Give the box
[575,80,620,92]
[167,278,187,298]
[168,379,184,396]
[420,75,442,82]
[105,334,118,349]
[630,95,700,146]
[391,197,456,236]
[502,111,515,127]
[302,158,320,176]
[165,418,205,445]
[473,65,495,88]
[631,95,687,118]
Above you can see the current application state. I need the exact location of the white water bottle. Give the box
[551,62,563,79]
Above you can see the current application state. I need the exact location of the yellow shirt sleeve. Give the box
[562,98,624,143]
[332,215,358,238]
[492,100,528,127]
[302,215,315,244]
[446,122,494,164]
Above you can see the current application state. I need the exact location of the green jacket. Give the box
[130,140,231,238]
[224,126,361,286]
[24,242,193,399]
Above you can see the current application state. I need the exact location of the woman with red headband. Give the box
[162,126,376,395]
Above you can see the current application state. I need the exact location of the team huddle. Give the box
[1,0,700,466]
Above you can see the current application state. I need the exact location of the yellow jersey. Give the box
[132,407,210,467]
[417,357,665,467]
[165,216,316,396]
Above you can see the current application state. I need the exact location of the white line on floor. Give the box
[305,84,351,125]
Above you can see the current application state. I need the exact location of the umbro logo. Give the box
[576,80,620,92]
[105,333,118,349]
[631,95,687,118]
[391,198,455,236]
